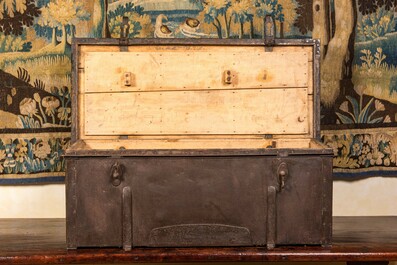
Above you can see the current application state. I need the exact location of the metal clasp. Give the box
[277,162,288,191]
[119,16,130,50]
[264,15,275,51]
[110,162,123,187]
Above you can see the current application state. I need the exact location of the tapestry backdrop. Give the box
[1,0,397,184]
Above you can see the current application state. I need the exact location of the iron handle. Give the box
[111,162,123,187]
[277,162,288,191]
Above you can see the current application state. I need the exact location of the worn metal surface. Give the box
[66,153,332,248]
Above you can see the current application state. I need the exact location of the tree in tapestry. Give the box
[302,0,397,176]
[105,0,301,39]
[0,0,102,183]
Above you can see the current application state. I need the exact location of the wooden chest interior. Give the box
[69,39,322,151]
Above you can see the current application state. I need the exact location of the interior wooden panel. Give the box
[307,64,313,95]
[308,95,314,137]
[83,49,308,93]
[308,140,327,149]
[82,88,309,136]
[77,134,319,141]
[69,138,321,151]
[76,43,316,146]
[79,44,313,56]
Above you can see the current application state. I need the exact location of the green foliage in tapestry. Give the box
[108,3,153,38]
[195,0,286,39]
[356,7,396,41]
[230,0,255,39]
[0,137,70,174]
[15,86,71,129]
[0,0,41,36]
[352,47,397,105]
[255,0,284,38]
[0,32,31,52]
[323,132,397,170]
[336,96,388,124]
[35,0,90,51]
[358,0,397,15]
[293,0,312,34]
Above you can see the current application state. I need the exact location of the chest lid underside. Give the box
[69,39,323,151]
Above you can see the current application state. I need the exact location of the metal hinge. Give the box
[119,16,130,51]
[264,15,275,52]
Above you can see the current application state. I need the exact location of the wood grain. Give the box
[83,49,308,92]
[0,217,397,264]
[74,40,319,145]
[69,138,320,151]
[83,88,309,136]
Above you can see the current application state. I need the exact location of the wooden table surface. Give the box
[0,217,396,264]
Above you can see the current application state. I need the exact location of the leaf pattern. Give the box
[322,131,397,172]
[0,136,70,174]
[0,0,40,35]
[15,0,27,14]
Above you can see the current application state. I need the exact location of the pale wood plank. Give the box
[79,46,123,68]
[308,95,314,137]
[82,88,309,136]
[69,138,318,150]
[79,45,313,57]
[83,139,276,150]
[83,49,308,93]
[308,63,313,95]
[78,45,313,69]
[78,134,317,141]
[78,89,85,140]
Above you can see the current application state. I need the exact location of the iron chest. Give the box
[65,37,333,250]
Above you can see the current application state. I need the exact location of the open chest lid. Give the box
[69,38,322,152]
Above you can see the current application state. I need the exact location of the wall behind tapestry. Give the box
[1,0,396,184]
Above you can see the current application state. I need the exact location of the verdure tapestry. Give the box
[1,0,396,184]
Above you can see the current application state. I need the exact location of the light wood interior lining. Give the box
[83,50,308,93]
[69,139,325,151]
[82,88,309,136]
[76,44,316,147]
[78,45,313,72]
[79,45,313,57]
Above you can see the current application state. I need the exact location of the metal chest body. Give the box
[65,38,333,250]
